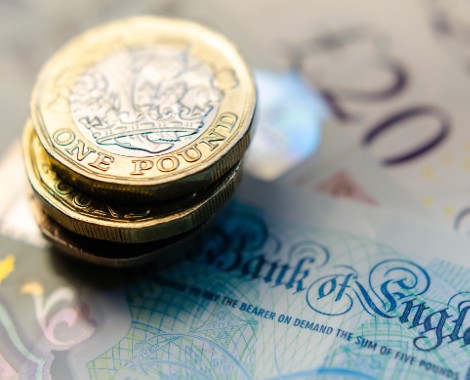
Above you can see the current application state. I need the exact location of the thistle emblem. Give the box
[70,46,222,155]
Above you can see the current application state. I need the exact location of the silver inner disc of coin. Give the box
[70,46,223,157]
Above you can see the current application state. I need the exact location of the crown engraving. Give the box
[70,47,223,156]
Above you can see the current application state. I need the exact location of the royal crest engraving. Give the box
[70,46,223,157]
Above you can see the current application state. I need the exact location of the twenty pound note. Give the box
[1,177,470,379]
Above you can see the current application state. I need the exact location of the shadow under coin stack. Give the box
[23,17,256,267]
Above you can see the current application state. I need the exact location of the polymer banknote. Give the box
[236,0,470,232]
[1,178,470,379]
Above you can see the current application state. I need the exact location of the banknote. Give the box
[1,177,470,379]
[234,0,470,233]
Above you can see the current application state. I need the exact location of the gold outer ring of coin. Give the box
[30,199,206,268]
[30,16,256,201]
[24,121,243,243]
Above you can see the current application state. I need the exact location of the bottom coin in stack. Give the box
[30,198,208,268]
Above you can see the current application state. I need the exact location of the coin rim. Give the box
[31,16,256,199]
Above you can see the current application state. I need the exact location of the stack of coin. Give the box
[23,17,256,267]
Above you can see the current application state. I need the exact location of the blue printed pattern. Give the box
[88,203,470,379]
